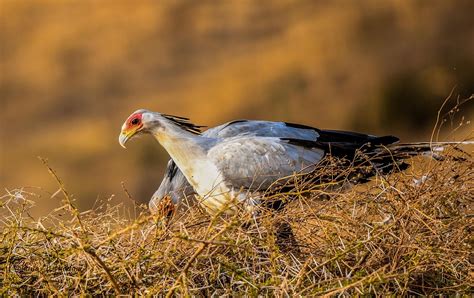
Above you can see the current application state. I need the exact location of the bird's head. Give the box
[119,109,203,148]
[118,109,156,148]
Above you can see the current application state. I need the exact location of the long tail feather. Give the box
[387,141,474,158]
[351,140,474,181]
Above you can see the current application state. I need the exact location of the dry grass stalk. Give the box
[1,145,473,296]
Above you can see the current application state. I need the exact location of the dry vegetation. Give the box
[2,147,473,296]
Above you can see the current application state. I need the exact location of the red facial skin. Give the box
[125,113,143,131]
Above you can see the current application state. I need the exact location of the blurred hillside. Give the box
[1,0,473,212]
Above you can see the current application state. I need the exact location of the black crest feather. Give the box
[162,114,206,134]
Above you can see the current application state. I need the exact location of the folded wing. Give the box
[208,136,326,191]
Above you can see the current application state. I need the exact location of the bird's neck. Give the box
[151,125,207,158]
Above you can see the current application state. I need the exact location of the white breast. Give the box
[167,149,235,213]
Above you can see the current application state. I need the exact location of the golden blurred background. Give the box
[1,0,473,214]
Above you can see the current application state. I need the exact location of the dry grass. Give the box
[1,149,473,296]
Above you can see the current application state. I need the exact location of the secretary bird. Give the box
[119,109,472,215]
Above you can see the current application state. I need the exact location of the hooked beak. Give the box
[118,133,128,148]
[119,122,144,148]
[119,130,136,148]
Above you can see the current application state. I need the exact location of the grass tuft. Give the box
[1,148,473,296]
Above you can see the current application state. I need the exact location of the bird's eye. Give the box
[131,118,140,125]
